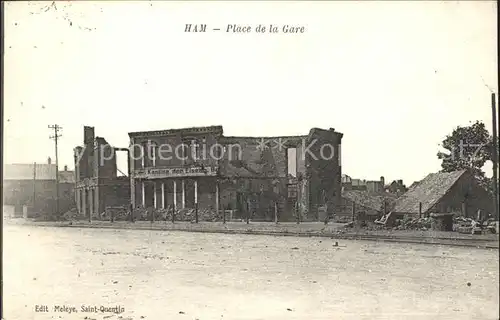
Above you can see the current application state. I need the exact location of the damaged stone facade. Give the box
[128,125,343,222]
[73,126,130,218]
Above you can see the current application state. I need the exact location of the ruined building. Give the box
[73,126,130,218]
[128,125,343,221]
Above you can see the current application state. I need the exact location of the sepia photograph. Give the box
[2,1,499,319]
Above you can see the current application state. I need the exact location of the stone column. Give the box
[89,188,94,218]
[215,180,219,215]
[82,189,87,217]
[141,181,146,207]
[173,180,177,210]
[95,186,100,217]
[194,179,198,205]
[153,181,157,209]
[76,188,81,214]
[161,182,165,209]
[181,180,185,208]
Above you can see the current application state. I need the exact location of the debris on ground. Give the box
[391,217,432,231]
[454,216,498,234]
[130,206,224,222]
[349,213,499,234]
[62,208,86,221]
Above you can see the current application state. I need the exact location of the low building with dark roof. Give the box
[391,169,494,218]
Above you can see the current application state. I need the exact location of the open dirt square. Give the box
[3,225,499,320]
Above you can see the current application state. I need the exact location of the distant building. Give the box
[391,170,494,217]
[384,179,408,196]
[3,158,75,218]
[342,175,385,193]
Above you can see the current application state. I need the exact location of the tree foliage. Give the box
[437,120,499,192]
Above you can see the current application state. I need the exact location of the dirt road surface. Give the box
[3,225,499,320]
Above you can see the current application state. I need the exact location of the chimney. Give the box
[84,126,95,145]
[398,179,403,185]
[64,165,68,171]
[48,157,52,164]
[380,176,385,186]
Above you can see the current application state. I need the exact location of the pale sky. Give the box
[4,1,498,185]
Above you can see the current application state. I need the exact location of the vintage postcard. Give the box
[2,1,499,319]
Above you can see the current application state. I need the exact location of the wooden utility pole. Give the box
[49,124,62,217]
[33,162,36,212]
[491,93,499,220]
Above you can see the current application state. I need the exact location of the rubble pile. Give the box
[453,216,475,233]
[171,208,223,222]
[132,207,224,222]
[346,212,498,234]
[334,215,352,224]
[453,216,497,234]
[134,207,152,221]
[62,208,86,221]
[103,206,130,221]
[343,220,385,230]
[392,216,432,231]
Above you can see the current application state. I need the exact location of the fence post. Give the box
[223,205,226,224]
[274,202,278,224]
[296,202,300,224]
[352,202,356,222]
[246,206,250,224]
[419,202,422,218]
[172,204,175,224]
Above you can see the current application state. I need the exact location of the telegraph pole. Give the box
[49,124,62,218]
[492,94,499,220]
[33,162,37,213]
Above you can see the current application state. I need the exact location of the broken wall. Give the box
[98,177,130,214]
[304,128,343,219]
[97,140,118,179]
[219,136,304,178]
[219,177,288,221]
